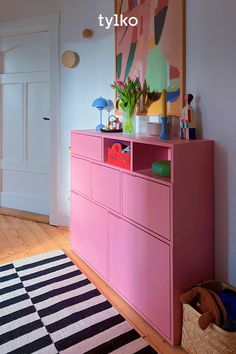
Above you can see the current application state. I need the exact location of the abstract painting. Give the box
[115,0,185,116]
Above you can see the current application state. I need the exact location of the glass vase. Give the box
[123,108,135,135]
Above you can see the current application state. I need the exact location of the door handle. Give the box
[43,117,50,121]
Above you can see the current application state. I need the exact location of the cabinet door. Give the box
[122,173,170,240]
[92,163,120,212]
[71,157,91,197]
[109,213,171,338]
[70,192,108,279]
[71,133,102,161]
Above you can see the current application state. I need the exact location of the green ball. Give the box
[152,160,171,178]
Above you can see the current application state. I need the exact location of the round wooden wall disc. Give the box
[61,51,80,68]
[82,28,94,38]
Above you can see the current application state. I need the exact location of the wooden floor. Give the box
[0,214,185,354]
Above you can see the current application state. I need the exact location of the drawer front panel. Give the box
[70,192,108,279]
[109,214,171,338]
[71,157,91,197]
[92,163,120,212]
[71,133,102,161]
[122,173,170,239]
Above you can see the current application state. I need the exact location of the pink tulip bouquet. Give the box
[111,77,142,134]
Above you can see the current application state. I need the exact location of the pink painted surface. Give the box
[133,142,171,172]
[70,130,214,345]
[92,163,121,212]
[71,157,91,197]
[70,192,108,279]
[171,179,214,344]
[109,213,171,338]
[71,133,102,161]
[122,173,170,240]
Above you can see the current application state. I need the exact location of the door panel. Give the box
[27,82,50,169]
[92,163,121,212]
[109,213,171,338]
[70,192,108,279]
[122,173,170,239]
[71,157,91,197]
[1,83,23,161]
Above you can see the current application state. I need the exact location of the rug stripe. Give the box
[20,261,74,281]
[135,345,157,353]
[0,268,16,278]
[62,321,134,354]
[0,312,41,336]
[0,319,44,345]
[31,278,90,304]
[0,293,29,309]
[42,294,106,326]
[54,314,125,352]
[38,288,100,317]
[7,334,54,354]
[0,263,14,272]
[47,300,112,333]
[0,272,18,283]
[1,298,33,317]
[28,273,86,298]
[0,282,23,295]
[0,305,36,325]
[84,329,140,353]
[0,287,26,302]
[25,269,82,292]
[15,253,67,272]
[17,257,70,278]
[35,283,95,311]
[111,337,150,353]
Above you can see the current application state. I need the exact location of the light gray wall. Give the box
[186,0,236,286]
[0,0,235,285]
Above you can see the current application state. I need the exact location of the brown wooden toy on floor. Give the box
[180,286,227,330]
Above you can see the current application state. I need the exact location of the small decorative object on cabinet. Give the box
[92,96,108,130]
[147,122,162,137]
[111,78,142,135]
[159,89,170,140]
[152,160,171,178]
[101,115,122,133]
[180,93,196,140]
[70,129,214,346]
[107,142,131,170]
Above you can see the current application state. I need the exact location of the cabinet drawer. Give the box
[92,163,120,212]
[109,214,171,338]
[71,157,91,197]
[71,133,102,161]
[122,173,170,240]
[70,192,108,279]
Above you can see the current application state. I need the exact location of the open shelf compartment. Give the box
[133,142,172,182]
[103,138,132,171]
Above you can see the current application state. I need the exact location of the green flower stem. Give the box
[123,107,135,135]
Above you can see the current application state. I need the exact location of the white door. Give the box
[0,31,50,215]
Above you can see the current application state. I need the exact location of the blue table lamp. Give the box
[92,96,108,130]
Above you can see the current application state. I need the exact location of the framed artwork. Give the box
[115,0,185,116]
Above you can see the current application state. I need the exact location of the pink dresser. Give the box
[70,130,214,345]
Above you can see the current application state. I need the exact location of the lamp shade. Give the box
[92,97,108,110]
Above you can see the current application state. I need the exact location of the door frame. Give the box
[0,14,60,225]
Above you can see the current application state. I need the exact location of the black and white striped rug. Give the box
[0,250,157,353]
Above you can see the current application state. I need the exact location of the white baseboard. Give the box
[0,192,49,215]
